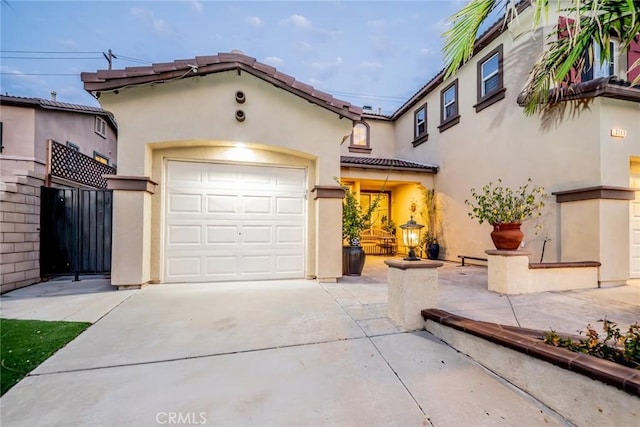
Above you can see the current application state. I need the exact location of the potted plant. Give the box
[419,188,440,259]
[341,184,383,276]
[465,179,547,250]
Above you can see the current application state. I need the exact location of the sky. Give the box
[1,0,470,115]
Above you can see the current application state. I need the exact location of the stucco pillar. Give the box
[385,259,443,330]
[106,176,157,289]
[486,250,531,293]
[554,187,634,285]
[312,186,345,283]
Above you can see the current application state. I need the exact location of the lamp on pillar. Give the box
[400,216,424,261]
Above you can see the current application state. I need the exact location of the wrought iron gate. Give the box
[40,187,113,279]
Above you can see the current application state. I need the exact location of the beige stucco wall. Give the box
[386,7,640,282]
[0,106,37,159]
[98,70,352,285]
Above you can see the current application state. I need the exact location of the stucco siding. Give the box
[99,70,352,285]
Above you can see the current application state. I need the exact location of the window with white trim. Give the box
[95,116,107,138]
[415,105,426,137]
[348,121,371,153]
[443,85,457,120]
[582,40,616,81]
[439,79,460,132]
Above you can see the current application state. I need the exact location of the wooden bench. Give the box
[458,255,488,266]
[361,229,397,255]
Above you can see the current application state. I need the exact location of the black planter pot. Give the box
[426,243,440,260]
[342,246,366,276]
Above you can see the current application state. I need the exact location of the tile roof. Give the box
[341,156,438,173]
[517,76,640,105]
[81,52,362,121]
[0,95,117,130]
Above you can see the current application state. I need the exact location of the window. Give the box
[93,151,109,165]
[413,104,428,146]
[66,141,80,151]
[348,121,371,153]
[95,116,107,138]
[582,41,616,81]
[438,79,460,132]
[359,191,390,229]
[475,45,506,112]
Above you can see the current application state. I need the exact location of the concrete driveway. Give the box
[0,274,569,427]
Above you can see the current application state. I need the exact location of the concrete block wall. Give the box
[0,170,44,293]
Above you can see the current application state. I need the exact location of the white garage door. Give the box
[164,160,306,282]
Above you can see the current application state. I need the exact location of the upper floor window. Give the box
[582,41,616,81]
[475,45,506,112]
[349,121,371,153]
[413,104,428,147]
[93,151,109,165]
[95,116,107,138]
[439,79,460,132]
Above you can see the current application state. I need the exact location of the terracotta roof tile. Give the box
[195,55,220,66]
[253,62,277,76]
[152,62,177,73]
[81,51,360,120]
[341,156,438,173]
[123,66,156,77]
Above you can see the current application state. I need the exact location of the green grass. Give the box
[1,318,91,395]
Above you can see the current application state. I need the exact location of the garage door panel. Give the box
[242,226,272,244]
[167,257,201,277]
[277,255,304,273]
[168,161,203,184]
[168,194,202,214]
[241,256,272,274]
[206,226,239,245]
[242,196,272,214]
[277,226,304,243]
[167,225,202,245]
[276,197,304,215]
[206,256,238,275]
[165,160,305,283]
[206,195,239,214]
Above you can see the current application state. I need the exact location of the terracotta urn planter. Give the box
[490,223,523,250]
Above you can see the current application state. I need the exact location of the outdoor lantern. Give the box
[400,215,424,261]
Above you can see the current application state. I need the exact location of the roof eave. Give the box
[340,162,438,174]
[83,62,361,121]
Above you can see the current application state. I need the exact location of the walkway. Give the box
[1,257,638,426]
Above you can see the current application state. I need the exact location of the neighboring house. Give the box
[0,95,118,293]
[81,6,639,288]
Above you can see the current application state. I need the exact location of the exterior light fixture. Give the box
[400,215,424,261]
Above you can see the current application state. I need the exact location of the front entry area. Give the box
[164,160,306,282]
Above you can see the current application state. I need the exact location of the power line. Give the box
[0,50,102,54]
[2,56,103,60]
[0,72,79,76]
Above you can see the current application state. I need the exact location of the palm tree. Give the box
[442,0,640,115]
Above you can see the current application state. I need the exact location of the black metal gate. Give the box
[40,187,113,279]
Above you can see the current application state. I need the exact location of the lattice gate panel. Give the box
[49,140,116,189]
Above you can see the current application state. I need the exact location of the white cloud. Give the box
[419,47,434,56]
[246,16,263,28]
[188,0,203,14]
[263,56,284,67]
[130,7,176,36]
[286,14,312,29]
